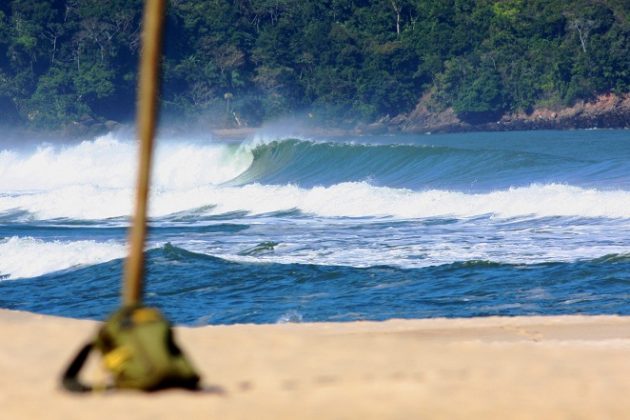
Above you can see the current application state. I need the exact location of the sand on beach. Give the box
[1,309,630,419]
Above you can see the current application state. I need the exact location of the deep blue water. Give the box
[1,130,629,324]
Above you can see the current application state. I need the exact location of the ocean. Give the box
[1,129,629,325]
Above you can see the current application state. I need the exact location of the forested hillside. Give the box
[1,0,629,130]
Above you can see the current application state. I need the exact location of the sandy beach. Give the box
[0,310,629,419]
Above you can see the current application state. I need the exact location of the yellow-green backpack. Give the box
[61,305,200,392]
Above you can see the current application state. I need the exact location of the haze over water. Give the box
[1,130,629,324]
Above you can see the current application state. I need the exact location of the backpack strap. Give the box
[61,342,95,393]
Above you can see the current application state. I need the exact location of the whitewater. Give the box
[1,130,629,324]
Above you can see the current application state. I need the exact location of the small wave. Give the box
[590,253,630,264]
[238,241,279,256]
[0,236,126,280]
[276,310,303,323]
[160,242,223,262]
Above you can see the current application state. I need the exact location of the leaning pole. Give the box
[123,0,166,306]
[61,0,201,393]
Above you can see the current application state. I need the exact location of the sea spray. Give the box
[0,132,253,192]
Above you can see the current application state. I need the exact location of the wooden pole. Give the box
[123,0,166,306]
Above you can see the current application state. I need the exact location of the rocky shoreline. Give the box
[211,94,630,139]
[214,93,630,139]
[15,93,629,141]
[365,93,630,135]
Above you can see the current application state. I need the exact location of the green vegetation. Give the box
[1,0,629,129]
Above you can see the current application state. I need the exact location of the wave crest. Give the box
[0,132,253,192]
[229,139,581,190]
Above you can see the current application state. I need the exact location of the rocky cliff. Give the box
[369,93,630,134]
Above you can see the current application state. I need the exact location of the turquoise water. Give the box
[1,130,629,324]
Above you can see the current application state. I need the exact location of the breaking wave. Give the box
[0,236,126,280]
[1,181,630,220]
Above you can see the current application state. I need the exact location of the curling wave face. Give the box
[1,132,630,220]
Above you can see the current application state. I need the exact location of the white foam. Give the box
[2,181,630,220]
[207,237,629,270]
[169,182,630,219]
[180,220,630,270]
[276,310,303,323]
[0,236,126,280]
[0,132,253,192]
[288,182,630,219]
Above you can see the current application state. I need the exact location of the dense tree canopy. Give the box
[0,0,629,128]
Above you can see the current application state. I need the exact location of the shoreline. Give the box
[366,93,630,135]
[4,93,629,142]
[3,309,630,419]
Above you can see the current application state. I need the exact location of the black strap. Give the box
[61,342,94,393]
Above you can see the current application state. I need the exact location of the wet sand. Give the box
[2,309,630,419]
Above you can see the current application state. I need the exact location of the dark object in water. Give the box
[238,241,279,256]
